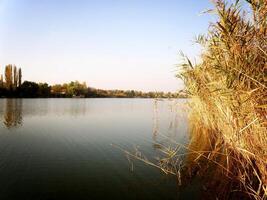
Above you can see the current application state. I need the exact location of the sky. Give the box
[0,0,214,92]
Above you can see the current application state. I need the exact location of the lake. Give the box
[0,98,195,200]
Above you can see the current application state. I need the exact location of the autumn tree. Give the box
[51,84,62,94]
[5,65,13,90]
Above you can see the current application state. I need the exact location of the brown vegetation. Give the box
[178,0,267,199]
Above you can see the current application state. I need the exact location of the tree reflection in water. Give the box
[4,99,23,128]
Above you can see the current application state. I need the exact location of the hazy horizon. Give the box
[0,0,213,92]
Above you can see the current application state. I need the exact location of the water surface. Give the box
[0,98,193,200]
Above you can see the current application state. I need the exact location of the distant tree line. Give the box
[0,65,187,98]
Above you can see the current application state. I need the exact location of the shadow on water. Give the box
[3,99,23,128]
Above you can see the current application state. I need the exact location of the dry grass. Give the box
[178,0,267,199]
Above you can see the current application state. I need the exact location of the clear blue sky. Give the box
[0,0,213,92]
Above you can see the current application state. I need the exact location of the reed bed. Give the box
[178,0,267,199]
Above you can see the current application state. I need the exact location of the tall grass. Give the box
[179,0,267,199]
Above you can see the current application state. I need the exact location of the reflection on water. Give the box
[152,99,188,152]
[0,99,90,129]
[3,99,23,128]
[181,122,251,200]
[152,100,159,140]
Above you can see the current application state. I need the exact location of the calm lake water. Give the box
[0,98,195,200]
